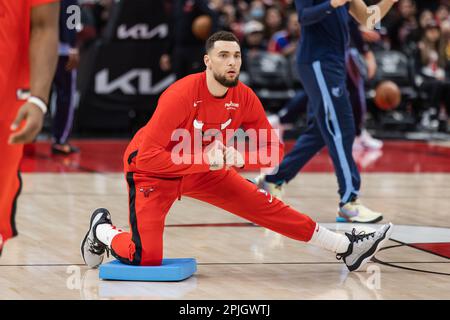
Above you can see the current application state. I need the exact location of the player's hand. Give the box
[361,29,381,43]
[224,146,245,169]
[160,54,171,72]
[8,102,45,144]
[330,0,351,9]
[65,49,80,71]
[365,51,377,80]
[205,140,225,171]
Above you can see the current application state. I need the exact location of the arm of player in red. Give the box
[9,1,59,144]
[240,89,284,170]
[136,90,211,175]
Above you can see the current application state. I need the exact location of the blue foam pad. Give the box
[99,258,197,282]
[336,217,348,223]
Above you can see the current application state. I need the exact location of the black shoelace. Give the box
[348,229,376,244]
[336,229,376,260]
[87,238,109,257]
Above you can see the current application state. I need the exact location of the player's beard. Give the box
[213,71,239,87]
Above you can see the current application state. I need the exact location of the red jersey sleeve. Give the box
[241,87,284,170]
[136,88,210,176]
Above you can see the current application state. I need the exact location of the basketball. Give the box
[192,15,212,41]
[374,80,401,111]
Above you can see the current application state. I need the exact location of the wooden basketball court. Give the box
[0,140,449,299]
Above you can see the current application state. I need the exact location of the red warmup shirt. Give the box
[0,0,57,117]
[127,72,284,177]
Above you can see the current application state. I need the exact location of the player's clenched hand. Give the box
[224,146,245,169]
[330,0,351,8]
[65,49,80,71]
[8,102,44,144]
[205,140,225,171]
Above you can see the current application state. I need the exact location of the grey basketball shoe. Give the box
[337,223,393,271]
[81,208,112,268]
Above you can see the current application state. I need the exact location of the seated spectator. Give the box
[247,0,266,22]
[436,4,450,25]
[263,5,283,43]
[267,11,299,57]
[419,9,435,32]
[415,0,442,13]
[440,20,450,78]
[219,3,245,39]
[387,0,419,51]
[241,20,267,70]
[416,20,450,131]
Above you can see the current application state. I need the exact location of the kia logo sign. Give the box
[117,24,168,40]
[95,69,176,95]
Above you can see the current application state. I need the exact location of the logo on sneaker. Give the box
[258,188,273,203]
[193,100,202,107]
[139,187,154,198]
[340,207,359,217]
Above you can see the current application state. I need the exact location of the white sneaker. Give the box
[254,174,284,200]
[81,208,113,268]
[352,136,365,151]
[337,223,393,271]
[338,199,383,223]
[359,130,383,150]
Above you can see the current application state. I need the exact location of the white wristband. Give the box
[27,96,48,114]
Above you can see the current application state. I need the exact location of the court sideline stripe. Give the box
[0,261,449,267]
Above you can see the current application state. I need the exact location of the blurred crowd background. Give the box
[44,0,450,151]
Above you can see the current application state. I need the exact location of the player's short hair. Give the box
[205,31,240,53]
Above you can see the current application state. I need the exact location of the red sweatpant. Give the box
[111,167,317,266]
[0,109,24,242]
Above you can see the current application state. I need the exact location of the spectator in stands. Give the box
[218,2,245,39]
[78,0,114,46]
[419,9,435,30]
[436,4,450,25]
[262,6,283,43]
[235,0,251,22]
[247,0,266,22]
[51,0,80,155]
[387,0,419,51]
[160,0,220,80]
[416,20,450,132]
[267,11,300,57]
[415,0,442,13]
[440,20,450,78]
[267,18,382,150]
[241,20,267,69]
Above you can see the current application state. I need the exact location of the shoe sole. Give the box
[80,209,107,267]
[350,223,393,272]
[336,215,384,223]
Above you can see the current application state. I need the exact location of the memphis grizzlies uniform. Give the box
[262,0,383,223]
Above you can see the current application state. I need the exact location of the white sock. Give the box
[95,224,123,246]
[307,223,350,254]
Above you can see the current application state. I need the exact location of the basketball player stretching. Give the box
[0,0,59,255]
[82,31,393,272]
[257,0,398,223]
